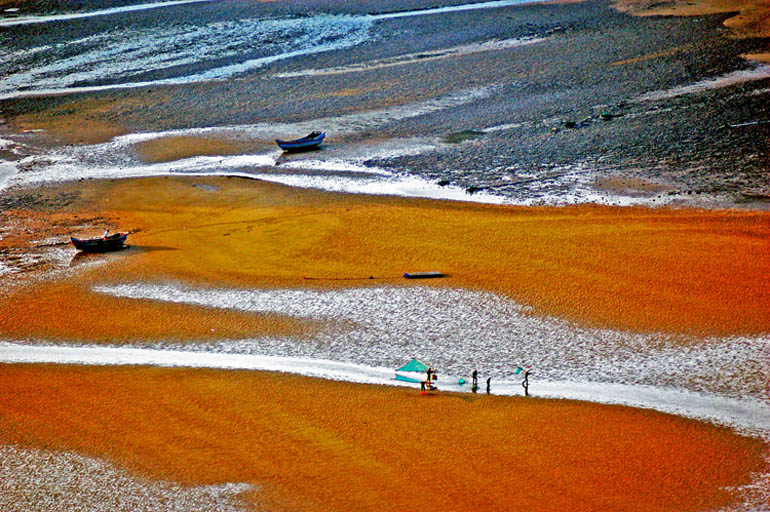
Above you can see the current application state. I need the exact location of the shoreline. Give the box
[2,342,769,437]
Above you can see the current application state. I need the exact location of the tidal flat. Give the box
[0,0,769,510]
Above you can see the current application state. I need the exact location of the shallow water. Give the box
[0,0,215,27]
[0,15,372,99]
[2,0,766,206]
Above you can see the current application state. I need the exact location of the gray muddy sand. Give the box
[0,0,768,206]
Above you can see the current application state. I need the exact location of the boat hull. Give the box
[70,232,128,252]
[276,131,325,152]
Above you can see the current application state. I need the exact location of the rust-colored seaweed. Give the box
[0,364,764,512]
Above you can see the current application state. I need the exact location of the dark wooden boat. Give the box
[403,271,444,279]
[276,131,325,152]
[70,231,128,252]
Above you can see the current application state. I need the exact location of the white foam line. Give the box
[0,0,538,29]
[0,0,214,27]
[4,156,508,203]
[0,160,16,190]
[1,342,768,436]
[76,85,497,145]
[371,0,545,20]
[2,148,504,204]
[0,342,395,385]
[0,39,369,101]
[1,153,278,189]
[635,64,770,102]
[252,172,510,203]
[529,381,770,435]
[0,146,532,204]
[271,37,545,78]
[0,81,169,101]
[9,155,507,204]
[0,0,542,99]
[278,158,391,175]
[0,14,372,100]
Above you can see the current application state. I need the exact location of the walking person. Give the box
[486,376,491,394]
[471,369,478,393]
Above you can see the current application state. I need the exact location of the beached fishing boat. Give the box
[275,131,325,152]
[403,271,444,279]
[70,231,128,252]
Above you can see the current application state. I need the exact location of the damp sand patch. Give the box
[593,175,673,196]
[615,0,770,38]
[131,136,265,164]
[614,0,770,62]
[8,94,169,145]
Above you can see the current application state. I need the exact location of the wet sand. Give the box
[2,177,768,337]
[2,0,769,204]
[0,176,769,510]
[1,0,769,510]
[1,364,766,512]
[616,0,770,64]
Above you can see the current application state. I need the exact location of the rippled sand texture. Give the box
[2,0,770,509]
[1,176,769,509]
[0,445,252,512]
[4,177,766,336]
[0,364,765,512]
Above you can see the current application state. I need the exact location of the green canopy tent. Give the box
[394,358,429,383]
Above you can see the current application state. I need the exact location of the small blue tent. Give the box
[394,358,429,383]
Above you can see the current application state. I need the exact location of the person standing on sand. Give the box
[471,369,478,393]
[522,368,531,397]
[486,376,491,394]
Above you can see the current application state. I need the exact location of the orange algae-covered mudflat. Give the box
[86,178,770,337]
[0,364,765,512]
[1,177,767,340]
[0,177,768,511]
